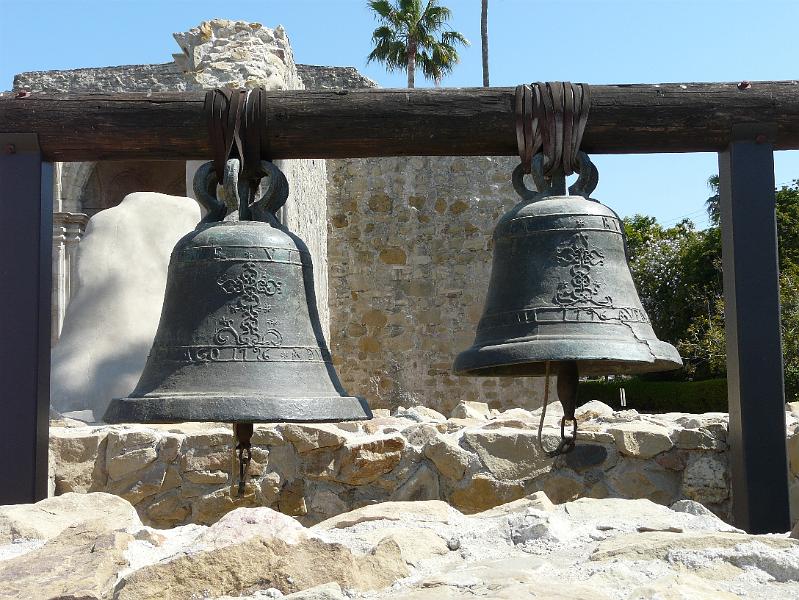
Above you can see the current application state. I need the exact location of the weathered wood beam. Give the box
[1,81,798,161]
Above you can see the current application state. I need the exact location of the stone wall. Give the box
[327,156,546,414]
[48,402,764,529]
[295,64,377,90]
[13,63,188,93]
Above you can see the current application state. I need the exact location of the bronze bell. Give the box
[104,160,371,425]
[454,153,682,378]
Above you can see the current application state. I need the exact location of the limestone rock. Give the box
[0,492,140,544]
[278,479,309,516]
[626,573,741,600]
[357,527,450,566]
[107,460,171,506]
[449,474,525,514]
[398,556,610,600]
[49,427,104,493]
[463,429,551,480]
[0,523,134,599]
[608,422,675,458]
[494,407,538,422]
[605,460,680,506]
[252,424,286,446]
[107,446,158,480]
[475,491,555,518]
[450,401,491,420]
[44,410,754,529]
[309,488,348,520]
[509,509,575,544]
[575,400,615,421]
[282,424,348,454]
[50,193,201,419]
[391,463,440,502]
[314,500,457,529]
[114,536,408,599]
[303,435,405,485]
[141,490,192,527]
[597,408,641,424]
[174,19,302,91]
[362,416,408,435]
[394,406,447,422]
[573,426,616,444]
[530,399,565,420]
[423,434,472,480]
[535,470,587,504]
[195,506,308,550]
[444,417,487,430]
[681,452,729,504]
[667,540,799,583]
[591,530,796,562]
[671,499,720,518]
[789,431,799,477]
[677,427,726,451]
[283,582,346,599]
[401,423,440,447]
[191,488,261,526]
[561,497,739,535]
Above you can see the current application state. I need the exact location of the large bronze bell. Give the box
[104,160,371,425]
[454,153,682,378]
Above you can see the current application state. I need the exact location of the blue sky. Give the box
[2,0,798,227]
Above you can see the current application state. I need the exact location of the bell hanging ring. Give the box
[454,152,682,378]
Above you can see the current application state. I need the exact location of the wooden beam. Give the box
[2,81,799,161]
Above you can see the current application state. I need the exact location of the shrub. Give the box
[577,377,728,413]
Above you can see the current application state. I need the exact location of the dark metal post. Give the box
[719,126,790,533]
[0,134,52,503]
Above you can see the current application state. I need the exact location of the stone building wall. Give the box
[327,156,546,414]
[48,402,763,529]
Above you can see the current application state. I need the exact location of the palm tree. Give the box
[367,0,469,88]
[706,175,720,226]
[481,0,489,87]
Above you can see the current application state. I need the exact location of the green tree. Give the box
[367,0,469,88]
[630,178,799,398]
[706,176,799,270]
[706,175,720,226]
[625,215,722,363]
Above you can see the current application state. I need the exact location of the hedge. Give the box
[577,377,728,413]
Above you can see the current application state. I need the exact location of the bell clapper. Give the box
[233,422,254,497]
[537,360,579,457]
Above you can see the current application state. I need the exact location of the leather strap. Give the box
[514,82,592,178]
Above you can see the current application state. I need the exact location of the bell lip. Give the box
[453,337,682,377]
[103,394,372,424]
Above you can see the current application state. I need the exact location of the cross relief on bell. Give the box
[215,260,284,347]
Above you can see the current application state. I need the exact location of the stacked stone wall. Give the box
[48,402,763,529]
